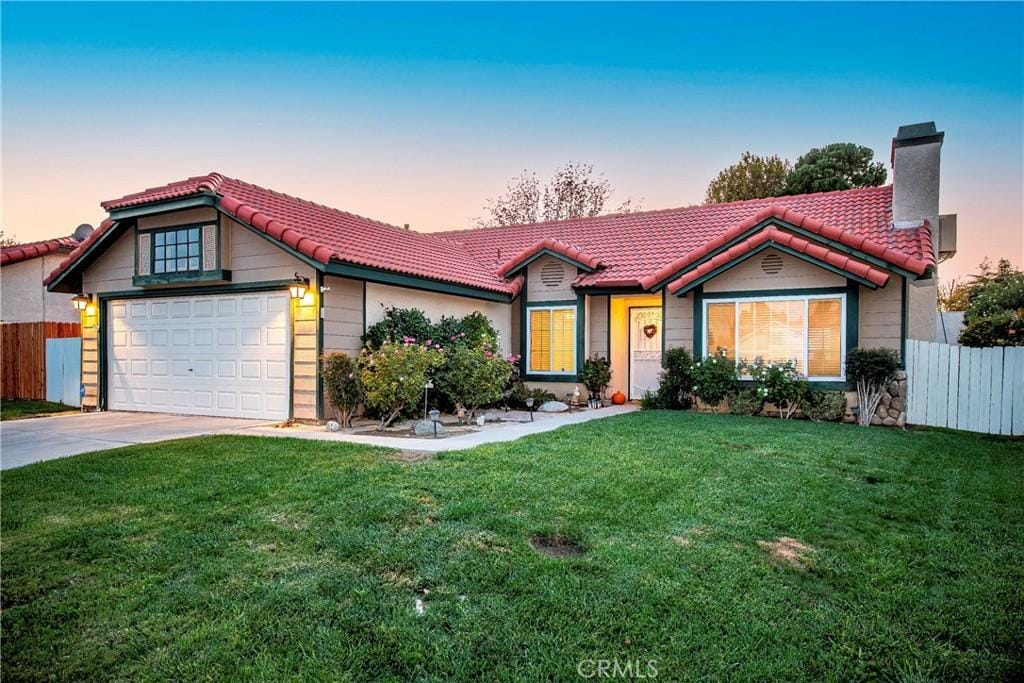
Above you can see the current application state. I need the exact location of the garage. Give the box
[107,291,291,419]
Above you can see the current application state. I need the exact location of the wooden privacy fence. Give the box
[906,340,1024,436]
[1,322,80,401]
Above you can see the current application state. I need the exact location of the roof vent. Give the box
[540,260,566,287]
[760,253,784,275]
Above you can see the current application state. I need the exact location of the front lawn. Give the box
[0,399,75,421]
[2,413,1021,680]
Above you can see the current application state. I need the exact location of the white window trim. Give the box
[703,292,846,381]
[525,304,577,375]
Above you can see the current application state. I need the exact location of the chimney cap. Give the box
[891,122,944,164]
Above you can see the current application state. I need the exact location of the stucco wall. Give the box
[2,254,80,323]
[859,277,903,353]
[703,247,845,292]
[906,278,937,342]
[526,255,576,302]
[364,282,512,355]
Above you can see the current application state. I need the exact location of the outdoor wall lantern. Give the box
[289,273,310,300]
[71,294,90,312]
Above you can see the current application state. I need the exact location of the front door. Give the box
[629,306,662,400]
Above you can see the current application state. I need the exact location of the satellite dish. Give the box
[72,224,94,241]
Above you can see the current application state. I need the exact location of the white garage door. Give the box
[108,292,291,419]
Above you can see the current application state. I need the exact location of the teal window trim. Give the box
[132,270,232,287]
[671,242,880,296]
[698,286,853,382]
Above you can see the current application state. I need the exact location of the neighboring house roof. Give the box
[2,236,79,267]
[46,173,935,298]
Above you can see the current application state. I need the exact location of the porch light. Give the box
[71,294,90,312]
[289,273,310,300]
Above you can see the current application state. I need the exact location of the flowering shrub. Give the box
[363,307,499,350]
[741,358,808,419]
[690,350,737,412]
[435,341,516,414]
[321,352,362,427]
[359,340,443,429]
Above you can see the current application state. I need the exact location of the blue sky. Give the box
[2,1,1022,279]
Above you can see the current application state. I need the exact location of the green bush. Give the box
[579,355,612,399]
[362,306,433,350]
[804,390,848,422]
[359,341,443,430]
[846,348,900,427]
[691,349,737,412]
[508,382,555,410]
[434,343,515,415]
[960,309,1024,347]
[656,347,694,409]
[320,352,362,427]
[728,389,764,416]
[959,264,1024,347]
[639,390,661,411]
[741,359,809,419]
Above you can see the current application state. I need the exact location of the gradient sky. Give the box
[2,2,1021,281]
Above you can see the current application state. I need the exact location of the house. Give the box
[45,122,956,421]
[2,229,90,323]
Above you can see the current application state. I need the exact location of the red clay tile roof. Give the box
[666,226,891,295]
[44,219,115,286]
[2,236,79,267]
[439,185,934,289]
[496,238,603,278]
[48,174,934,296]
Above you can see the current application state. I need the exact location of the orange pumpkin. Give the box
[611,391,627,405]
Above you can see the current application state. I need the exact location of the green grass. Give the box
[1,399,74,420]
[2,412,1021,681]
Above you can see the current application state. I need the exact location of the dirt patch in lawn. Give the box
[757,537,816,570]
[672,525,710,547]
[864,475,887,485]
[383,450,435,463]
[530,533,585,558]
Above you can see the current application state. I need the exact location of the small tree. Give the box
[579,355,612,401]
[846,348,900,427]
[783,143,887,195]
[359,341,443,430]
[434,343,515,416]
[705,152,791,204]
[321,352,362,427]
[690,350,737,412]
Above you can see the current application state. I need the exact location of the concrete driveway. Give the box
[1,412,273,470]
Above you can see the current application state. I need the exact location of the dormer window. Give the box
[133,221,228,286]
[153,227,201,274]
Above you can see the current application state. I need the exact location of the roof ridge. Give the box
[435,185,894,237]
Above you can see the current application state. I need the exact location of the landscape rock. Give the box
[539,401,569,413]
[895,370,907,381]
[883,416,897,426]
[483,412,501,423]
[871,415,883,425]
[888,408,901,419]
[413,419,447,437]
[891,397,905,412]
[888,381,900,396]
[881,393,892,407]
[896,413,906,427]
[875,404,889,419]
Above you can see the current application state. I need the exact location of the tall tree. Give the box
[783,143,887,195]
[477,163,637,227]
[704,152,791,204]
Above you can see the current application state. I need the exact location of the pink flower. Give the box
[425,339,432,345]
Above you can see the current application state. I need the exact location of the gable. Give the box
[526,254,576,302]
[703,247,845,293]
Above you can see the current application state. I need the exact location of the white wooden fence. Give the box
[905,340,1024,436]
[45,337,82,407]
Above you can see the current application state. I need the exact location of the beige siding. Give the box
[664,293,693,352]
[80,303,99,408]
[225,217,313,284]
[526,255,576,302]
[137,207,217,230]
[703,247,844,292]
[322,276,363,356]
[859,278,903,353]
[82,229,136,293]
[365,282,512,354]
[588,295,609,358]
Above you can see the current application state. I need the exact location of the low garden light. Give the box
[289,273,310,300]
[525,397,535,422]
[71,294,89,312]
[428,408,441,438]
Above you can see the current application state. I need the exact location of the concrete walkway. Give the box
[232,404,640,452]
[1,412,273,470]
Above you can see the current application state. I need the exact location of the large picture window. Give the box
[527,305,576,374]
[704,293,845,380]
[152,227,201,274]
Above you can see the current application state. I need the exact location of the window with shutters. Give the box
[134,222,224,285]
[703,293,845,380]
[527,305,577,374]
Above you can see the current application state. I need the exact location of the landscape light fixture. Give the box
[71,294,89,312]
[525,397,535,422]
[289,273,310,300]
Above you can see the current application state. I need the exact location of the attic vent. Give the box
[761,253,784,275]
[540,260,566,287]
